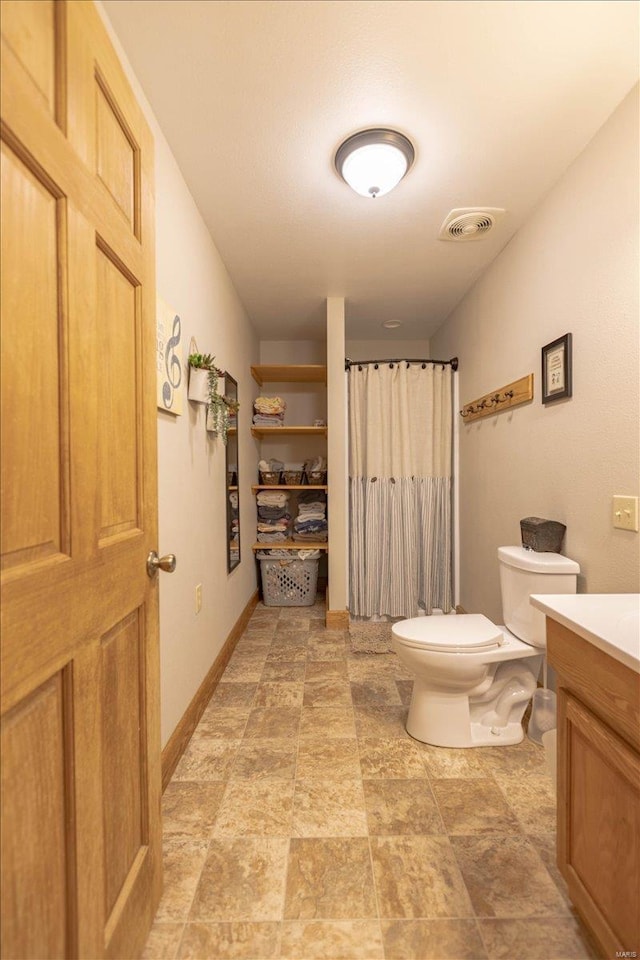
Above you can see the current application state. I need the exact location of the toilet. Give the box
[391,546,580,747]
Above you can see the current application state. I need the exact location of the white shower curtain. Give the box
[348,361,453,618]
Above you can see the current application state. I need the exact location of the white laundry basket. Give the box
[260,556,319,606]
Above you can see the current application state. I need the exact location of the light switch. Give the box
[195,583,202,613]
[612,495,639,532]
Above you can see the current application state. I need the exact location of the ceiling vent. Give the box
[439,207,506,241]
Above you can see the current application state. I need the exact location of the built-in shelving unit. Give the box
[252,540,329,552]
[252,485,328,493]
[251,426,327,438]
[251,364,326,386]
[251,364,328,555]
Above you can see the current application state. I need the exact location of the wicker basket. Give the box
[281,470,303,485]
[259,470,282,485]
[305,470,327,485]
[260,557,319,606]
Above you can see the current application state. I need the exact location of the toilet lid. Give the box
[392,614,504,652]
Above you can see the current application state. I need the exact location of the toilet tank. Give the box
[498,546,579,648]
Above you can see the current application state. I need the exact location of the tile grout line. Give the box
[149,599,590,960]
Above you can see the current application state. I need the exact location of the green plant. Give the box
[216,393,240,445]
[188,352,218,370]
[188,353,239,443]
[206,371,241,445]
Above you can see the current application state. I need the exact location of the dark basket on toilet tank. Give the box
[520,517,566,553]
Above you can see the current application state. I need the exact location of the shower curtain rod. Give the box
[345,356,459,371]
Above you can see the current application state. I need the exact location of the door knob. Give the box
[146,551,177,577]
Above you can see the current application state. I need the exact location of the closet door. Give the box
[0,2,161,957]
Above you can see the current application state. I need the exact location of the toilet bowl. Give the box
[391,546,580,747]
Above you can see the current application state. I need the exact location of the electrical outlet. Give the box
[612,495,639,532]
[195,583,202,613]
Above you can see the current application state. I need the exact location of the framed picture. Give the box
[156,296,183,415]
[542,333,572,404]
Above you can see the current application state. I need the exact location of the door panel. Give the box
[101,609,147,919]
[0,142,69,571]
[95,76,137,230]
[1,2,160,957]
[1,671,73,960]
[564,694,640,952]
[96,244,140,542]
[1,0,57,116]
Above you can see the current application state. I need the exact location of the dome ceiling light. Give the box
[335,128,415,199]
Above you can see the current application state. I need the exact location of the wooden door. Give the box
[1,2,161,957]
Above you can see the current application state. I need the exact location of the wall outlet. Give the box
[195,583,202,613]
[612,495,639,532]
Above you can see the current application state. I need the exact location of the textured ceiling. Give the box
[102,0,639,341]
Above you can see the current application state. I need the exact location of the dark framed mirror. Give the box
[225,373,240,572]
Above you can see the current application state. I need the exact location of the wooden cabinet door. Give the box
[1,2,161,957]
[557,691,640,957]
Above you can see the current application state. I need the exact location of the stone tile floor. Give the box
[142,598,598,960]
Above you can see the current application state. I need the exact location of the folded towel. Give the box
[257,531,288,543]
[298,490,327,505]
[257,492,289,507]
[298,504,326,517]
[293,518,328,533]
[254,396,286,414]
[293,530,328,542]
[253,415,285,426]
[257,506,288,520]
[257,522,290,533]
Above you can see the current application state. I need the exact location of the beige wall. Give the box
[431,85,639,621]
[99,3,260,747]
[346,338,431,361]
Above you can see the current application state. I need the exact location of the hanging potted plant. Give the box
[187,352,218,403]
[206,387,240,444]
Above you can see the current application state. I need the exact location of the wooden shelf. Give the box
[251,426,327,438]
[251,364,326,386]
[252,485,327,493]
[228,485,238,491]
[252,364,329,560]
[252,541,329,552]
[227,427,237,435]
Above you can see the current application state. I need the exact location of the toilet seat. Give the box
[392,614,504,653]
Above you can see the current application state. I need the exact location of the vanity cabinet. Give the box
[547,618,640,959]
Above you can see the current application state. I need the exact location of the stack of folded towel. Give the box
[229,491,239,545]
[293,490,327,542]
[253,395,286,427]
[256,490,291,543]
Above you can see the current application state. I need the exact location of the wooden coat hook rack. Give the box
[460,374,534,423]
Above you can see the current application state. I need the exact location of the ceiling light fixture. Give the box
[335,128,415,199]
[382,319,402,329]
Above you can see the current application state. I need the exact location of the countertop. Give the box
[530,593,640,673]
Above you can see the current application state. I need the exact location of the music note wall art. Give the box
[156,296,184,415]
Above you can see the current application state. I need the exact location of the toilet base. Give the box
[406,717,525,748]
[405,669,536,748]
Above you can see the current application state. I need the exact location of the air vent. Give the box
[439,207,506,241]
